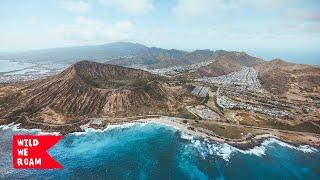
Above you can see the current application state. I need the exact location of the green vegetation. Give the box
[263,120,320,134]
[237,112,320,134]
[196,122,248,139]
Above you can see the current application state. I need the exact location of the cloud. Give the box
[244,0,297,9]
[58,0,91,14]
[26,16,38,25]
[287,9,320,22]
[75,16,104,27]
[55,16,135,43]
[173,0,238,21]
[173,0,300,21]
[269,23,320,34]
[99,0,154,14]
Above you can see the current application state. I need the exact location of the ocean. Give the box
[0,60,33,74]
[0,123,319,179]
[0,60,65,76]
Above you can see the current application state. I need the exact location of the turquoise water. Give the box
[0,123,319,179]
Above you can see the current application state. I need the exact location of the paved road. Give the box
[22,115,161,127]
[23,115,88,127]
[21,114,319,137]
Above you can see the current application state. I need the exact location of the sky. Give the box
[0,0,319,64]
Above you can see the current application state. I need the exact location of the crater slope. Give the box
[0,61,186,125]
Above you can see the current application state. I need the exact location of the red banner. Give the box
[12,135,63,169]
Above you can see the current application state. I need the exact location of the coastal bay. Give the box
[1,121,319,179]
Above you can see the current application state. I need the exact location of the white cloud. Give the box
[244,0,296,9]
[26,16,38,25]
[75,16,104,27]
[99,0,154,14]
[173,0,238,21]
[269,23,320,34]
[55,16,135,43]
[173,0,300,21]
[287,9,320,22]
[58,0,91,14]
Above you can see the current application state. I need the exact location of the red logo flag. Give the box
[12,135,63,169]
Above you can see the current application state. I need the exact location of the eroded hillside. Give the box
[0,61,197,126]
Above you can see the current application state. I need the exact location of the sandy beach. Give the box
[135,117,277,149]
[134,116,320,150]
[2,115,319,150]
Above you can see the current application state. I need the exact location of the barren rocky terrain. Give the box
[0,50,319,147]
[0,61,197,127]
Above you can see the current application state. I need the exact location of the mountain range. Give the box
[0,42,147,64]
[0,42,319,135]
[0,42,230,68]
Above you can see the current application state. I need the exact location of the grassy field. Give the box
[235,111,320,134]
[195,121,249,139]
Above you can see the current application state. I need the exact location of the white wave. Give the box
[191,139,207,159]
[236,145,266,156]
[70,122,142,136]
[0,122,62,135]
[140,122,148,127]
[180,132,194,140]
[72,131,87,136]
[0,122,40,133]
[86,127,106,133]
[188,138,234,161]
[1,122,15,130]
[190,137,261,161]
[193,140,201,147]
[70,127,106,135]
[3,118,179,137]
[9,123,20,131]
[212,143,234,161]
[210,142,266,161]
[298,145,318,153]
[37,131,61,136]
[262,138,318,153]
[104,122,137,131]
[188,137,318,162]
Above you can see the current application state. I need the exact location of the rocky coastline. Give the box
[1,116,319,151]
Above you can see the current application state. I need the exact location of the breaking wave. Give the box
[71,122,143,136]
[182,134,318,162]
[0,123,40,133]
[262,138,318,153]
[0,123,60,135]
[1,121,318,162]
[1,121,319,179]
[180,132,194,140]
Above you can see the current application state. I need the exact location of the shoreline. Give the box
[1,116,319,151]
[134,117,284,150]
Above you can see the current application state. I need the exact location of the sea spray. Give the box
[0,123,40,134]
[1,122,319,179]
[181,133,317,162]
[262,138,318,153]
[72,122,144,136]
[180,132,194,140]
